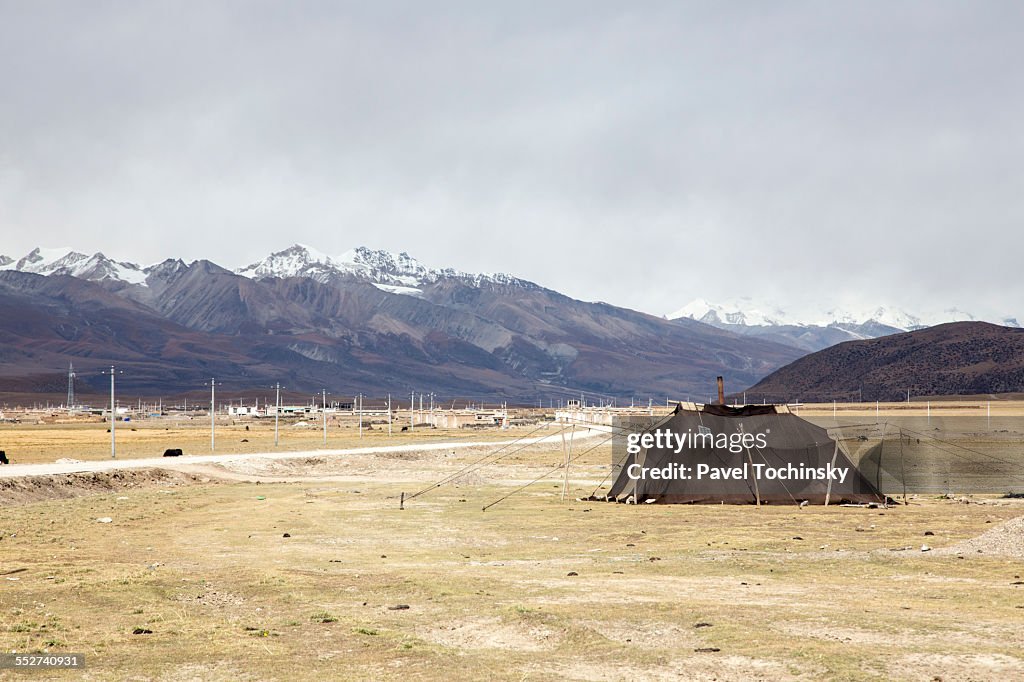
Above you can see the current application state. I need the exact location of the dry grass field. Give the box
[1,406,1023,680]
[0,416,521,465]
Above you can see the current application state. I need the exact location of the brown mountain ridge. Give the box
[0,263,804,401]
[744,322,1024,402]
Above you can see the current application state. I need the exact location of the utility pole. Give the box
[387,393,392,437]
[67,362,75,409]
[358,393,363,438]
[102,366,122,459]
[111,370,116,458]
[110,367,117,458]
[410,391,414,431]
[207,379,218,452]
[274,383,282,447]
[322,389,328,447]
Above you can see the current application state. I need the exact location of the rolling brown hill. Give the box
[744,322,1024,402]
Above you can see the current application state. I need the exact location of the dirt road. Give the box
[0,427,605,479]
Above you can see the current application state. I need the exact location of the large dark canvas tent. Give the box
[606,403,889,505]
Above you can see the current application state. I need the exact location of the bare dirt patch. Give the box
[417,616,561,652]
[933,514,1024,557]
[0,468,215,506]
[583,619,699,648]
[530,655,801,682]
[888,652,1024,681]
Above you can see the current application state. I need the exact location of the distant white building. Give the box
[266,405,313,416]
[424,409,507,429]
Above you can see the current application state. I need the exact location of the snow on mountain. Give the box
[1,247,147,284]
[819,304,1020,330]
[669,298,790,327]
[145,258,189,281]
[235,243,340,282]
[11,243,1011,333]
[2,246,82,274]
[3,243,532,297]
[334,246,432,287]
[371,283,426,297]
[668,297,1020,331]
[821,305,922,330]
[236,244,431,290]
[236,243,532,294]
[73,253,148,284]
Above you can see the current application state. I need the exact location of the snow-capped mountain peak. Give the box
[668,297,789,327]
[335,247,431,286]
[234,243,533,295]
[7,246,83,274]
[236,243,340,281]
[823,306,923,330]
[235,243,432,288]
[1,247,147,284]
[4,243,533,296]
[668,297,1020,332]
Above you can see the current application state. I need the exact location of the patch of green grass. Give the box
[310,611,337,624]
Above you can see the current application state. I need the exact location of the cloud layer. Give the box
[2,1,1022,316]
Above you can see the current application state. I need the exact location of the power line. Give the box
[482,432,618,511]
[405,422,565,502]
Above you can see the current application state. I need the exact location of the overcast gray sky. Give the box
[1,1,1022,317]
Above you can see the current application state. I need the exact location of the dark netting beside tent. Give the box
[827,417,1024,496]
